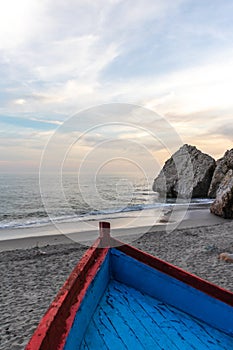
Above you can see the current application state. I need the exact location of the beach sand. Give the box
[1,208,233,349]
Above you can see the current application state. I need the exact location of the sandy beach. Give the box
[1,207,233,349]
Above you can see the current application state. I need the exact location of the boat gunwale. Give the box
[25,237,109,350]
[112,236,233,308]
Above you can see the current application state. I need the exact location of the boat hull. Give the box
[26,226,233,349]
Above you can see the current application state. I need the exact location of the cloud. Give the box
[0,129,55,173]
[143,53,233,113]
[210,122,233,142]
[0,115,60,130]
[30,36,119,82]
[3,0,232,119]
[0,0,186,117]
[0,0,43,50]
[14,99,26,105]
[29,117,63,126]
[1,0,233,172]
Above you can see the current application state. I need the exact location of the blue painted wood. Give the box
[113,280,233,350]
[64,248,233,349]
[134,284,233,350]
[80,279,233,349]
[102,282,173,349]
[64,252,110,350]
[81,319,108,349]
[91,306,128,349]
[165,303,230,350]
[110,249,233,337]
[96,285,158,349]
[80,340,88,350]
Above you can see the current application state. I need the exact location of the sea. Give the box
[0,173,213,232]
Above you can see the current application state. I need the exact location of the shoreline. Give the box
[0,206,227,252]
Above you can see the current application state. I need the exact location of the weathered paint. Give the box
[25,238,109,350]
[99,221,111,247]
[64,248,233,349]
[114,239,233,307]
[64,252,110,349]
[79,280,233,350]
[26,222,233,349]
[110,249,233,337]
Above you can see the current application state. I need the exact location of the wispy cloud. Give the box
[0,115,61,130]
[1,0,233,172]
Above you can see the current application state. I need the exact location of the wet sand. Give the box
[1,208,233,349]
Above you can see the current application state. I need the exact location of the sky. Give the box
[1,0,233,175]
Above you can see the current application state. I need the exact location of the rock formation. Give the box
[153,144,216,198]
[210,169,233,218]
[208,149,233,198]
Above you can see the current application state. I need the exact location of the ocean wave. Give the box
[0,203,159,229]
[0,198,213,230]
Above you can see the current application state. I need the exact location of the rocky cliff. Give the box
[152,144,216,199]
[210,169,233,218]
[208,149,233,198]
